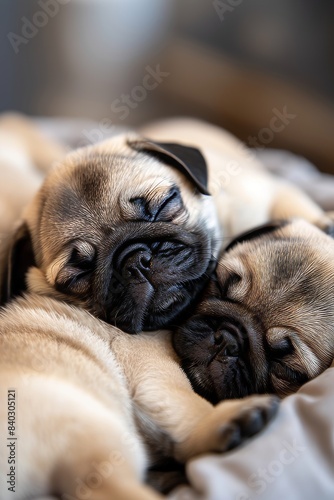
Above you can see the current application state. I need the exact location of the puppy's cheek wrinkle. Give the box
[46,256,69,285]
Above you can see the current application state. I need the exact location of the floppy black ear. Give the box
[0,223,35,305]
[127,139,210,195]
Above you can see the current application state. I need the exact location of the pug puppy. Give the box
[0,132,220,333]
[2,134,223,332]
[0,268,279,499]
[1,119,331,336]
[174,219,334,403]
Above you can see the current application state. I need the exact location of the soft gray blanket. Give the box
[169,360,334,500]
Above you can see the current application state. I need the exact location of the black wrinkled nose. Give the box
[210,319,248,360]
[213,328,240,357]
[124,250,151,280]
[116,242,152,281]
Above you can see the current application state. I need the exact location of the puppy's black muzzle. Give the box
[92,222,215,333]
[174,301,269,403]
[114,239,194,285]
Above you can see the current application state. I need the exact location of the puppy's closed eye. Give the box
[128,186,184,222]
[270,337,294,358]
[267,327,298,370]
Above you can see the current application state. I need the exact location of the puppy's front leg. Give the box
[112,331,279,462]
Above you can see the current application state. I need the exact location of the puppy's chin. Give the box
[180,359,255,405]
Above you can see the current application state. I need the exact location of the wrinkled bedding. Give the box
[169,360,334,500]
[27,120,334,499]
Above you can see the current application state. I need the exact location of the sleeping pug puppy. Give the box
[0,132,220,333]
[0,269,279,499]
[174,219,334,403]
[1,119,332,336]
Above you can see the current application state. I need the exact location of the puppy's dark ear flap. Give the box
[224,220,290,252]
[127,139,210,195]
[0,223,35,305]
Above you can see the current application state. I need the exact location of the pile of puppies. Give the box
[0,117,333,499]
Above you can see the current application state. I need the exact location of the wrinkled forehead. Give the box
[50,154,128,211]
[43,150,179,214]
[242,239,327,286]
[224,219,330,267]
[41,155,119,230]
[31,146,196,263]
[218,221,334,300]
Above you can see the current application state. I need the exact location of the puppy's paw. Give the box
[178,395,279,461]
[215,395,279,452]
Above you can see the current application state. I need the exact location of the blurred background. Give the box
[1,0,334,172]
